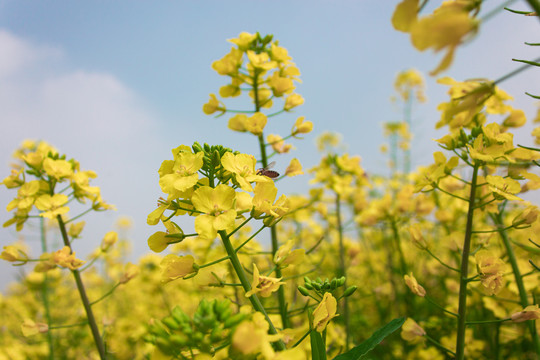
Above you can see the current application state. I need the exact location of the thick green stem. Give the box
[335,194,350,350]
[455,164,479,360]
[56,215,107,360]
[492,211,540,355]
[218,230,286,351]
[40,218,54,360]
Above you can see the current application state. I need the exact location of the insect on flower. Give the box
[257,161,280,179]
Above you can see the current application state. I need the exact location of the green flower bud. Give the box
[224,313,246,328]
[304,282,314,290]
[162,316,180,331]
[298,286,310,296]
[343,285,357,298]
[192,142,203,153]
[338,276,346,286]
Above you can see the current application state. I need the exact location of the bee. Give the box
[256,161,280,179]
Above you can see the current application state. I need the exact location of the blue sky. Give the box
[1,1,540,289]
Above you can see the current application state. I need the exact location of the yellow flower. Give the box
[268,72,294,97]
[228,114,248,132]
[274,240,305,268]
[485,175,522,202]
[245,263,284,298]
[192,185,237,239]
[52,246,85,270]
[228,32,257,50]
[404,272,426,297]
[221,152,269,192]
[291,116,313,136]
[158,152,203,194]
[118,262,139,284]
[503,109,526,128]
[202,94,226,115]
[232,312,279,358]
[0,245,27,262]
[285,158,303,177]
[511,305,540,323]
[34,194,69,219]
[21,319,48,337]
[245,112,268,135]
[475,250,505,295]
[212,47,243,75]
[100,231,118,251]
[267,134,292,154]
[392,0,418,32]
[160,254,197,283]
[401,318,426,343]
[409,2,479,75]
[312,292,339,332]
[68,221,85,238]
[284,93,304,110]
[253,182,289,218]
[43,158,73,179]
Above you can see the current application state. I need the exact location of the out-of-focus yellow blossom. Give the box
[212,47,243,75]
[0,245,28,262]
[391,0,418,32]
[68,221,85,238]
[285,158,303,177]
[404,273,426,297]
[52,246,85,270]
[228,32,257,50]
[232,312,280,359]
[247,50,277,71]
[202,94,226,115]
[400,318,426,342]
[511,305,540,322]
[21,319,48,337]
[6,180,40,212]
[274,240,305,268]
[245,112,268,135]
[475,250,505,295]
[284,93,304,110]
[312,292,339,332]
[221,152,269,192]
[160,254,197,283]
[316,131,341,152]
[245,263,284,298]
[43,158,73,180]
[192,185,237,240]
[34,194,69,219]
[100,231,118,251]
[267,134,293,154]
[291,116,313,137]
[503,109,526,128]
[394,0,479,75]
[437,78,513,129]
[118,262,139,284]
[228,114,248,132]
[512,205,539,227]
[394,68,426,103]
[268,72,294,97]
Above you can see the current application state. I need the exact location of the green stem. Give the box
[56,215,107,360]
[40,218,54,360]
[90,283,121,306]
[254,71,289,328]
[466,317,511,325]
[455,164,479,360]
[424,247,460,273]
[335,194,350,350]
[425,295,459,317]
[491,210,540,355]
[218,230,286,351]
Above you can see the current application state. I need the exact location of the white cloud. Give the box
[0,29,164,290]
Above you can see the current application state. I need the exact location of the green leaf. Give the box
[310,330,327,360]
[333,317,406,360]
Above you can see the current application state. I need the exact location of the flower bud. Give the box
[298,286,310,296]
[343,286,358,298]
